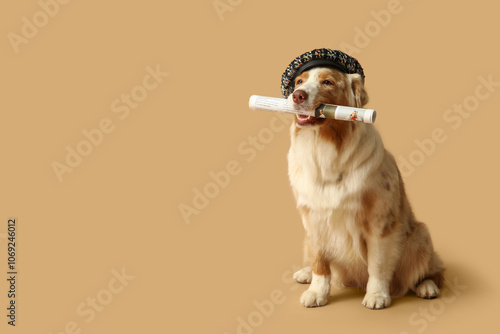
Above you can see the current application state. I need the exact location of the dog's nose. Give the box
[292,90,308,104]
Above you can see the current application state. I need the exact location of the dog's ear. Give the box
[349,73,369,108]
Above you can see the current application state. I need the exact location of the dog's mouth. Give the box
[294,106,325,127]
[296,114,317,126]
[288,97,326,127]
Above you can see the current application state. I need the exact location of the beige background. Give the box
[1,0,499,333]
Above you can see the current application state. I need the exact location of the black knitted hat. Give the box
[281,48,365,98]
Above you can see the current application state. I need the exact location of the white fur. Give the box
[289,68,321,111]
[301,273,331,307]
[415,279,440,299]
[293,267,312,284]
[362,278,391,309]
[288,124,384,211]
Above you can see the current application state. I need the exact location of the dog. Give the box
[287,66,444,309]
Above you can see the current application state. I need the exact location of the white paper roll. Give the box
[248,95,314,116]
[249,95,376,123]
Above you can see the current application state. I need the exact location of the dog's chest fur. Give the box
[288,123,384,266]
[288,123,381,210]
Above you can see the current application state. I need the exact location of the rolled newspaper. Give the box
[248,95,376,123]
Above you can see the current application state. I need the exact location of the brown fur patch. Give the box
[294,72,309,89]
[362,218,371,235]
[381,170,391,191]
[389,274,407,298]
[355,190,377,235]
[351,75,369,107]
[319,120,354,151]
[362,190,376,216]
[312,252,331,276]
[406,218,416,237]
[315,70,356,150]
[381,211,399,238]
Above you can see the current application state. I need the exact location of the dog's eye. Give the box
[322,80,334,85]
[296,79,303,84]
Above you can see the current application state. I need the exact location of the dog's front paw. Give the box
[416,279,440,299]
[362,292,391,310]
[293,267,312,284]
[300,289,329,307]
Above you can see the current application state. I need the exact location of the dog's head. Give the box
[288,67,368,127]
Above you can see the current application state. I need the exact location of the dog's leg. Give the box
[295,208,313,284]
[294,238,312,283]
[415,252,445,299]
[362,235,399,309]
[300,252,331,307]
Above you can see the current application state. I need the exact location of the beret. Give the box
[280,48,365,98]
